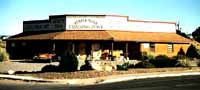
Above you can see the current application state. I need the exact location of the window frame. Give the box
[167,44,174,53]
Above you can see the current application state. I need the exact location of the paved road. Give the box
[1,75,200,90]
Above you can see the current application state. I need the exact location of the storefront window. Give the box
[11,42,15,47]
[150,43,155,52]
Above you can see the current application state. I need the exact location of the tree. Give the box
[186,44,199,59]
[59,49,78,72]
[177,47,186,59]
[176,21,190,38]
[192,26,200,42]
[176,29,190,38]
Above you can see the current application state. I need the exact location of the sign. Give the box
[66,16,104,30]
[23,23,49,32]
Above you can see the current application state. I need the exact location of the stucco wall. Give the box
[140,43,190,57]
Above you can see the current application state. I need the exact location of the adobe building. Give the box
[6,14,191,60]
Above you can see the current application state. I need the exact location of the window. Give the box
[150,43,155,52]
[11,42,15,47]
[143,43,149,48]
[167,44,173,53]
[22,42,26,46]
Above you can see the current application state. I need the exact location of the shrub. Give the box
[150,55,177,68]
[134,61,155,68]
[177,48,186,59]
[41,65,59,72]
[186,44,199,59]
[58,49,78,72]
[127,64,135,68]
[80,60,93,71]
[117,62,129,70]
[176,59,189,67]
[0,47,9,62]
[141,52,155,60]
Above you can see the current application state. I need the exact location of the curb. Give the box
[1,72,200,85]
[0,74,54,82]
[100,72,200,84]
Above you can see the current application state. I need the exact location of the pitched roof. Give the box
[106,30,191,43]
[53,30,113,40]
[7,31,62,40]
[6,30,191,43]
[7,31,113,41]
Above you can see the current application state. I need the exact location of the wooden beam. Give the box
[111,42,114,61]
[126,42,128,54]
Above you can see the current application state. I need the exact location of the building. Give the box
[5,14,191,60]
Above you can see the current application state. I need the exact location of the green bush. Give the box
[177,48,186,59]
[41,65,59,72]
[186,44,199,59]
[134,61,155,68]
[0,47,9,62]
[150,55,177,68]
[80,60,93,71]
[58,49,78,72]
[141,52,155,60]
[117,64,128,70]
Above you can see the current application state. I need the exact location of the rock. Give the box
[8,70,15,75]
[90,61,117,71]
[104,66,112,71]
[91,61,102,71]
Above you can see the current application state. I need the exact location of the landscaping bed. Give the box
[18,67,200,79]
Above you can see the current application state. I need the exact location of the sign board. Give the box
[66,16,104,30]
[23,15,176,33]
[23,23,49,32]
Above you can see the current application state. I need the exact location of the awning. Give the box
[6,30,191,43]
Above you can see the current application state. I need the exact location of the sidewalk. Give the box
[1,71,200,85]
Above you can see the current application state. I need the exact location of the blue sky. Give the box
[0,0,199,35]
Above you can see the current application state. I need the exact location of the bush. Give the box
[141,52,155,60]
[177,48,186,59]
[117,63,129,70]
[150,55,177,68]
[41,65,59,72]
[0,47,9,62]
[58,49,78,72]
[186,44,199,59]
[80,60,93,71]
[0,40,6,48]
[134,61,155,68]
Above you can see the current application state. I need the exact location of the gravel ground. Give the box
[0,60,59,73]
[30,67,200,79]
[1,60,200,80]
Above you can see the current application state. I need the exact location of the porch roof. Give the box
[6,30,191,43]
[107,30,191,43]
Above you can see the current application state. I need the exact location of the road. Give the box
[0,75,200,90]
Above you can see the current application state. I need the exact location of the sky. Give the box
[0,0,200,35]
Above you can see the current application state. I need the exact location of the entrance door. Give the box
[128,42,141,60]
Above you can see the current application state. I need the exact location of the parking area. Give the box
[0,60,59,73]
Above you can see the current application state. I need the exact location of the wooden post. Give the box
[126,42,128,54]
[111,42,114,61]
[52,43,55,53]
[72,43,75,53]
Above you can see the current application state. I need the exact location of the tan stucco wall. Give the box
[141,43,190,57]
